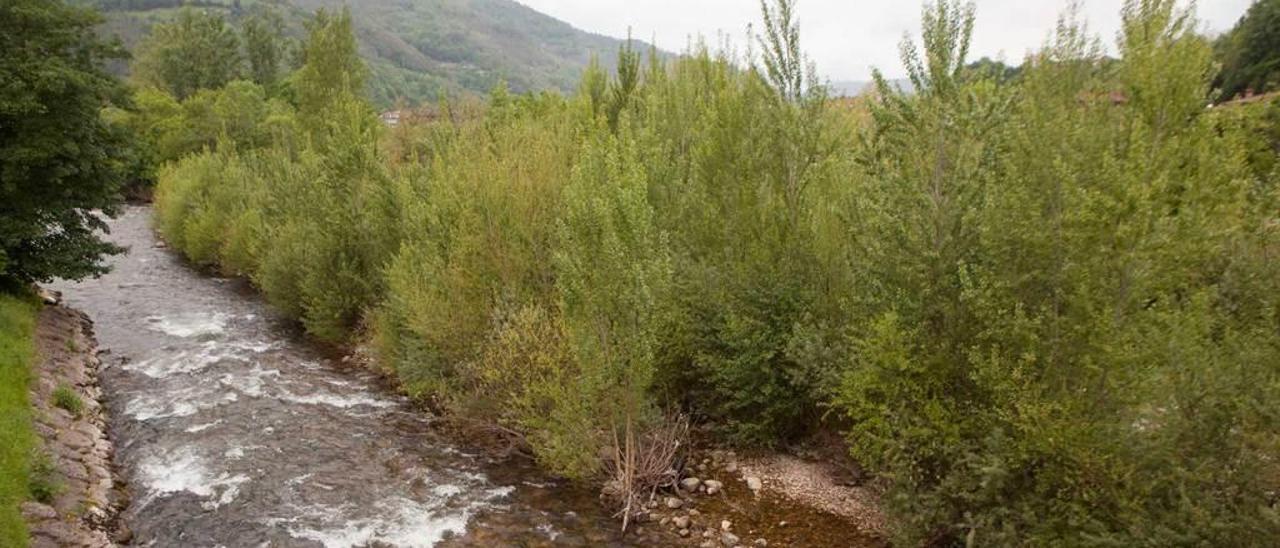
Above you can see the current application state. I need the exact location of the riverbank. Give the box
[19,294,124,547]
[339,345,886,546]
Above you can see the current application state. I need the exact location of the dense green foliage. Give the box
[0,0,130,285]
[89,0,650,107]
[1214,0,1280,101]
[0,294,39,547]
[132,8,243,98]
[151,0,1280,544]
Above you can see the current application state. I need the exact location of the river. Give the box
[51,206,658,547]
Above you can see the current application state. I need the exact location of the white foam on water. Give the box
[185,420,223,433]
[431,484,462,498]
[126,386,237,421]
[138,449,251,510]
[276,388,395,410]
[126,339,279,379]
[536,523,562,541]
[286,498,471,548]
[147,312,229,338]
[219,365,281,398]
[127,342,220,378]
[127,395,199,421]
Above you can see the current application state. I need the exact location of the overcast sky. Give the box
[516,0,1254,82]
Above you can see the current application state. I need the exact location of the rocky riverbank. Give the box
[630,447,885,547]
[21,295,125,547]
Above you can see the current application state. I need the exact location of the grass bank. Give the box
[0,292,38,546]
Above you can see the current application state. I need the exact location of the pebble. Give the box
[755,539,769,547]
[704,479,723,495]
[724,462,738,473]
[680,477,702,491]
[665,496,684,509]
[746,476,763,492]
[721,520,732,531]
[722,531,741,546]
[673,516,690,529]
[679,528,691,537]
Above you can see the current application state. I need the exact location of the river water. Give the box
[52,207,656,547]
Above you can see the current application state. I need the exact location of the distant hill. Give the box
[827,78,913,97]
[87,0,653,107]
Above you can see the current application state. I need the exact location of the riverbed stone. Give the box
[665,496,684,509]
[20,502,57,521]
[746,476,763,492]
[680,477,702,491]
[722,531,741,546]
[61,429,94,451]
[704,479,723,495]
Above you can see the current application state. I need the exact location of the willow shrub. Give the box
[373,92,579,402]
[833,1,1280,544]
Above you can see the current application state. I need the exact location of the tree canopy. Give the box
[0,0,131,286]
[1215,0,1280,101]
[132,8,242,99]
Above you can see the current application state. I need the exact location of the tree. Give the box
[1214,0,1280,101]
[293,8,366,124]
[242,6,288,88]
[133,8,242,99]
[0,0,130,286]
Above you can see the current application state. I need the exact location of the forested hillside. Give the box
[87,0,645,106]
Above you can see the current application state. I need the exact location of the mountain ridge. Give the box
[89,0,655,107]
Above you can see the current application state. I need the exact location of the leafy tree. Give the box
[242,6,288,88]
[133,8,242,99]
[293,8,366,127]
[0,0,130,286]
[1214,0,1280,101]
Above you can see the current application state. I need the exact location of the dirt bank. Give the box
[22,297,125,547]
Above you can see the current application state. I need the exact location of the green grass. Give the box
[52,385,83,418]
[0,292,39,547]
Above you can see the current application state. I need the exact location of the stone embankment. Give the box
[22,293,124,547]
